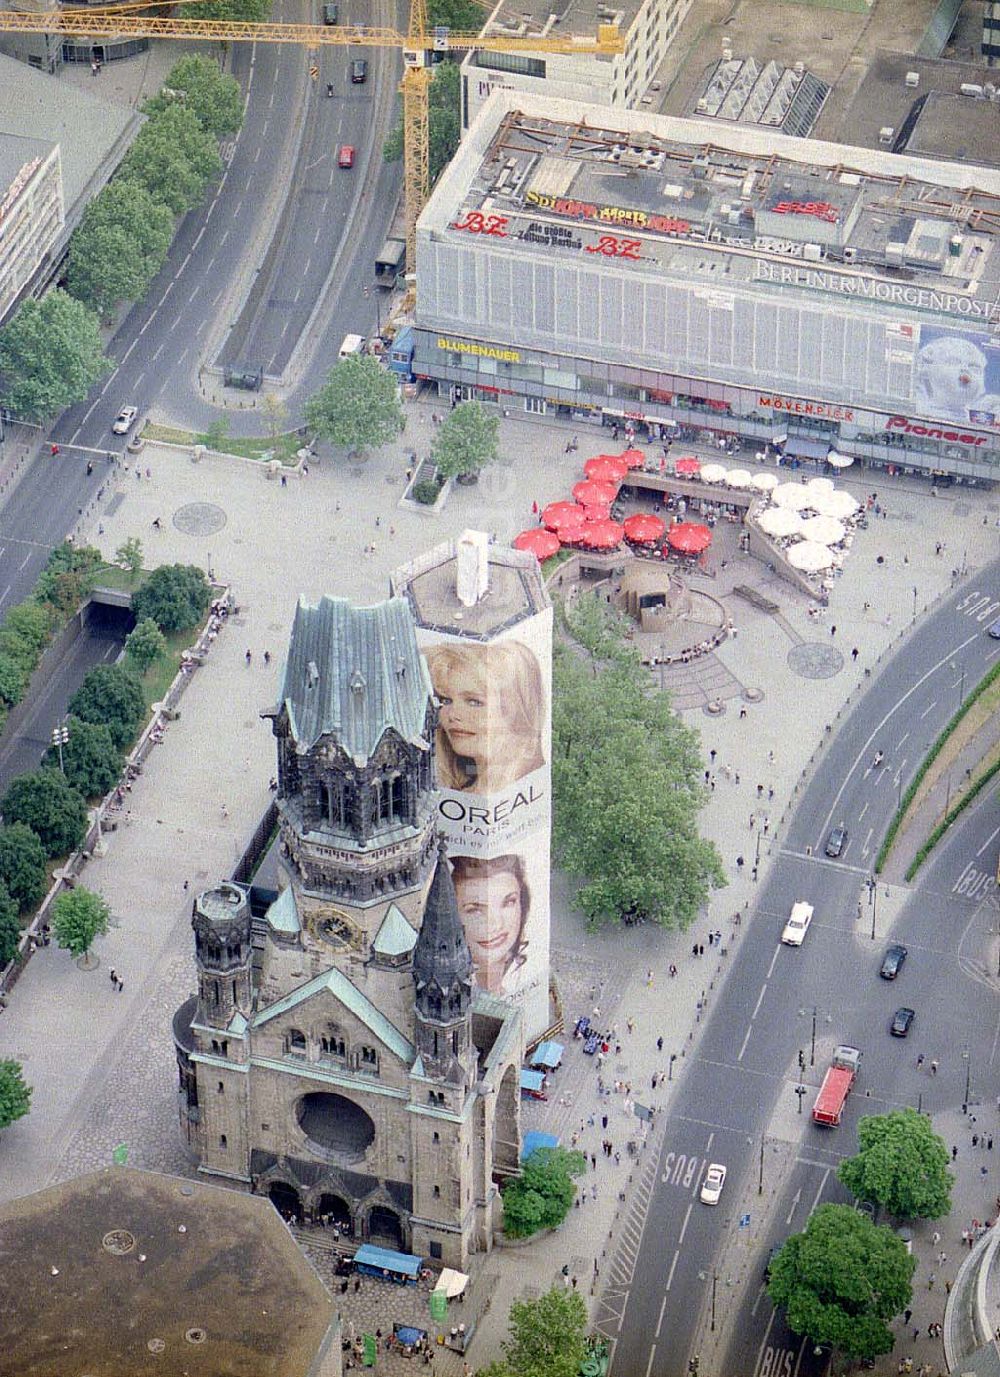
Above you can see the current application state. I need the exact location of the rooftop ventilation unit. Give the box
[905,71,919,88]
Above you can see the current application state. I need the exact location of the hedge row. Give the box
[905,755,1000,881]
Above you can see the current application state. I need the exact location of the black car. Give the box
[351,58,367,83]
[880,944,907,980]
[824,826,847,858]
[890,1007,915,1037]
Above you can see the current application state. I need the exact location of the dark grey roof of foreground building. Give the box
[276,595,433,759]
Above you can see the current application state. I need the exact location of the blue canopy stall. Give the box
[521,1130,559,1163]
[520,1069,547,1099]
[353,1243,423,1285]
[529,1040,564,1070]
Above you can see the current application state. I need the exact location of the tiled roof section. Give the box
[253,967,414,1065]
[266,886,301,935]
[278,595,432,760]
[373,903,417,956]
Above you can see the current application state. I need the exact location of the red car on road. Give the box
[338,145,355,168]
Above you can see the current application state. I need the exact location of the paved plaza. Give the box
[0,401,998,1370]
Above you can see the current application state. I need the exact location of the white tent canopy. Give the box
[751,472,779,492]
[813,488,860,519]
[435,1268,469,1298]
[826,450,854,469]
[700,462,728,483]
[799,514,847,545]
[787,540,835,572]
[757,507,805,538]
[806,476,835,495]
[725,469,753,488]
[771,482,814,511]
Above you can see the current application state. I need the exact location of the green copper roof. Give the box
[277,596,432,762]
[254,967,414,1065]
[266,886,301,935]
[372,904,417,957]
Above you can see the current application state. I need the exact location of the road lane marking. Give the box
[776,850,869,874]
[665,1249,679,1290]
[766,946,780,978]
[753,1306,779,1377]
[858,801,869,821]
[0,584,11,609]
[897,731,909,747]
[644,1345,656,1377]
[655,1293,668,1338]
[18,551,32,571]
[976,826,1000,858]
[809,1167,831,1214]
[677,1202,693,1247]
[920,698,937,719]
[738,1024,753,1060]
[785,1186,802,1225]
[863,826,873,855]
[752,984,767,1020]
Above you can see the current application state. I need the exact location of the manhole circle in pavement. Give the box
[787,642,844,680]
[185,1329,207,1345]
[173,503,227,537]
[148,1339,166,1354]
[102,1229,136,1255]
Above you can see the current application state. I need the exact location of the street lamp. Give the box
[51,723,69,774]
[962,1044,971,1112]
[867,874,878,941]
[668,1053,677,1081]
[759,1134,765,1194]
[912,585,918,618]
[795,1084,807,1114]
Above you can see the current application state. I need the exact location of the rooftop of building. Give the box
[420,90,1000,307]
[475,0,642,47]
[0,1166,337,1377]
[0,131,56,197]
[393,536,550,639]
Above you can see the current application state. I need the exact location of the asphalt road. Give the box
[607,565,1000,1377]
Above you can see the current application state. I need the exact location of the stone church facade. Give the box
[173,595,523,1267]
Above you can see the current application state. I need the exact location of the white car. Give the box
[781,901,814,947]
[700,1163,727,1204]
[112,406,138,435]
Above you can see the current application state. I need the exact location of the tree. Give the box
[261,392,289,442]
[51,886,110,962]
[430,400,499,481]
[479,1287,588,1377]
[118,104,223,216]
[767,1204,915,1361]
[187,0,271,23]
[0,769,88,858]
[44,718,121,799]
[0,883,21,965]
[304,354,404,455]
[384,59,460,184]
[115,537,144,585]
[68,664,146,751]
[64,178,174,318]
[143,54,243,137]
[35,541,103,617]
[552,636,726,927]
[501,1146,586,1238]
[131,563,211,633]
[0,822,50,912]
[0,1059,32,1133]
[428,0,483,29]
[0,599,54,674]
[0,290,111,423]
[838,1108,953,1220]
[124,617,167,675]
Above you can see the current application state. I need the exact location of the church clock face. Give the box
[317,907,362,949]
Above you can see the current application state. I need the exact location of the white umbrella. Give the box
[826,450,854,469]
[726,469,753,488]
[757,507,805,538]
[787,540,835,572]
[771,482,814,511]
[751,472,778,492]
[806,476,835,496]
[813,488,860,519]
[700,463,728,484]
[799,514,847,545]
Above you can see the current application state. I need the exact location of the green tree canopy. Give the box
[188,0,271,21]
[428,0,484,29]
[0,599,54,675]
[479,1287,589,1377]
[430,400,499,480]
[304,354,404,455]
[0,1059,32,1133]
[124,617,168,675]
[143,54,243,136]
[65,178,175,318]
[0,883,21,965]
[384,59,460,184]
[0,769,88,858]
[768,1204,915,1361]
[68,664,146,751]
[552,608,725,926]
[44,718,121,800]
[35,542,103,618]
[51,886,110,960]
[0,822,50,912]
[501,1146,585,1238]
[115,537,144,584]
[0,290,111,423]
[838,1108,953,1220]
[131,562,211,633]
[118,104,223,216]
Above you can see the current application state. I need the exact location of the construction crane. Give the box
[0,5,622,271]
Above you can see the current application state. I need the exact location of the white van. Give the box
[339,333,364,359]
[781,901,814,947]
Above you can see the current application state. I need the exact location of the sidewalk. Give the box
[0,402,997,1368]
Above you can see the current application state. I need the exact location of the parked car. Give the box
[338,145,355,168]
[824,826,847,858]
[988,618,1000,640]
[351,58,367,83]
[112,405,138,435]
[322,2,338,21]
[880,944,908,980]
[700,1163,727,1205]
[781,901,814,947]
[890,1007,915,1037]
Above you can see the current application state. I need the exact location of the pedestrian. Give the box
[692,942,699,958]
[988,1136,994,1151]
[647,967,653,986]
[656,1036,663,1052]
[830,625,836,637]
[183,880,189,892]
[601,1114,608,1130]
[973,1134,979,1148]
[917,1054,924,1068]
[904,1309,912,1326]
[937,1251,946,1266]
[117,978,124,993]
[756,783,764,798]
[927,1273,936,1289]
[953,1146,959,1161]
[852,647,859,661]
[698,944,704,957]
[945,1279,952,1294]
[110,968,117,985]
[708,932,714,947]
[591,1154,596,1169]
[736,855,744,870]
[931,1231,940,1246]
[263,650,271,665]
[930,1059,938,1075]
[245,648,252,665]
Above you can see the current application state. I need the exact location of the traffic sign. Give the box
[739,1213,751,1229]
[309,63,319,79]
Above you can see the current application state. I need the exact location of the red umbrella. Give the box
[542,501,587,531]
[674,456,701,475]
[667,521,712,554]
[584,455,629,482]
[619,448,645,469]
[573,478,619,507]
[579,518,624,549]
[583,501,612,523]
[513,528,560,560]
[557,521,588,546]
[623,513,666,544]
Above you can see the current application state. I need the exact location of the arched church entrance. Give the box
[268,1181,303,1222]
[492,1062,520,1177]
[367,1204,405,1250]
[315,1192,353,1233]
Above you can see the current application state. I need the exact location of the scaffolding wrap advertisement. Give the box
[913,325,1000,430]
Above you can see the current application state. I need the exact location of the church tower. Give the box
[193,882,253,1030]
[412,847,476,1090]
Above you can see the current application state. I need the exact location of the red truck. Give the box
[812,1045,862,1126]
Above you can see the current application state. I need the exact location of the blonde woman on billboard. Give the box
[426,640,545,794]
[451,852,531,995]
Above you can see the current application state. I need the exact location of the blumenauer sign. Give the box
[754,260,998,323]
